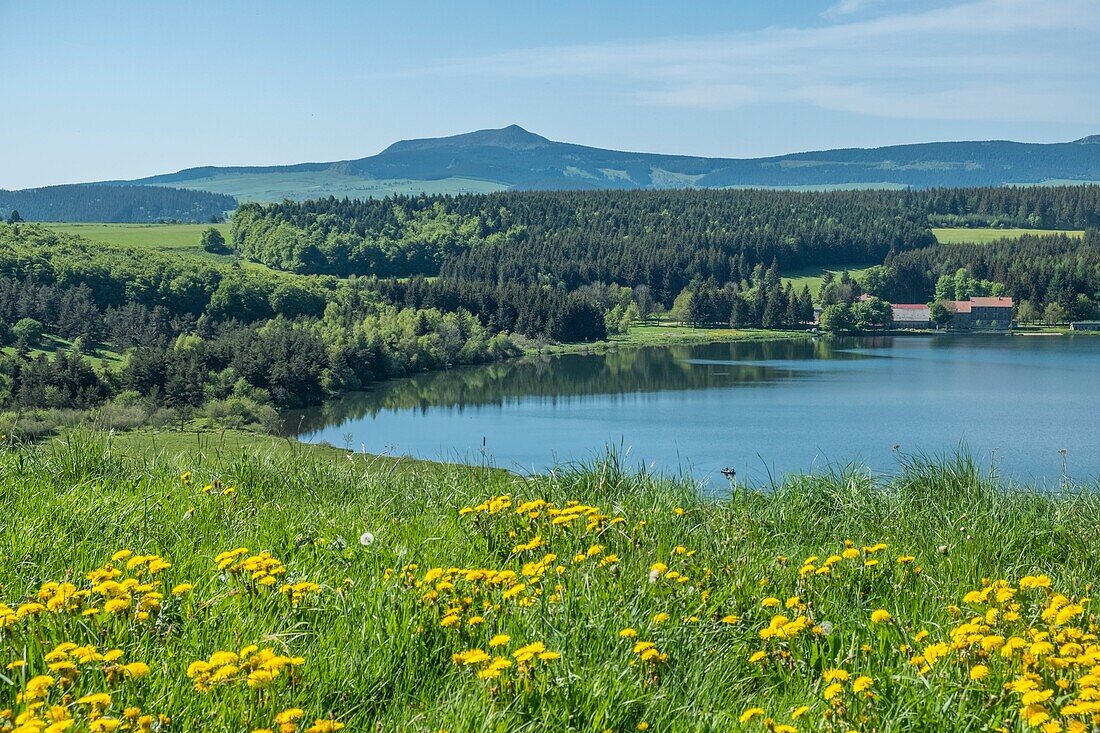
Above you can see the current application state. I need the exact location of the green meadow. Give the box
[0,334,123,369]
[933,227,1085,244]
[37,222,291,276]
[1,430,1099,731]
[41,222,234,260]
[781,264,878,297]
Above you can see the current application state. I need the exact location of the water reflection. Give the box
[283,337,880,434]
[282,334,1100,488]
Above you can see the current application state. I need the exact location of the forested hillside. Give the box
[229,185,1100,331]
[231,189,938,292]
[0,184,236,223]
[232,184,1099,297]
[0,225,518,424]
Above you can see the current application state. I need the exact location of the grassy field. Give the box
[37,222,311,279]
[41,222,234,261]
[526,323,808,356]
[933,227,1085,244]
[611,324,807,347]
[2,429,1098,731]
[781,264,877,297]
[0,334,123,368]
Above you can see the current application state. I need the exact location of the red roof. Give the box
[892,304,928,310]
[950,300,972,313]
[970,296,1014,308]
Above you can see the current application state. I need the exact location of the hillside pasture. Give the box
[42,222,234,260]
[933,227,1084,244]
[1,333,123,369]
[781,263,877,296]
[38,222,289,276]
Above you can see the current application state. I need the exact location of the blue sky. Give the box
[2,0,1098,188]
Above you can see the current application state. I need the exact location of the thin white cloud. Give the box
[422,0,1100,125]
[823,0,904,18]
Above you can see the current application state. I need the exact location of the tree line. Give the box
[912,185,1100,229]
[0,184,235,223]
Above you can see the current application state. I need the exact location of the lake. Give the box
[284,334,1100,488]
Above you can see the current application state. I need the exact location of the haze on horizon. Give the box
[2,0,1098,190]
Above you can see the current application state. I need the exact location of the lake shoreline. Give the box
[523,323,812,357]
[284,335,1100,488]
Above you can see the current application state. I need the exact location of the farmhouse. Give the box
[887,297,1014,329]
[968,296,1015,325]
[890,303,932,328]
[945,297,1014,329]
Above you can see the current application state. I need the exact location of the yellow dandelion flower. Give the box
[1021,689,1054,706]
[120,663,149,678]
[740,708,765,723]
[77,692,112,707]
[1020,575,1052,590]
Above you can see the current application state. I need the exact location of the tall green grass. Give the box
[2,432,1099,731]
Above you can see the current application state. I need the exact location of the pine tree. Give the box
[786,289,800,327]
[729,295,745,328]
[762,287,784,329]
[798,286,814,323]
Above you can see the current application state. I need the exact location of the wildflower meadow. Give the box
[2,431,1100,732]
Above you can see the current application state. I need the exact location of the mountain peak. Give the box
[381,125,551,154]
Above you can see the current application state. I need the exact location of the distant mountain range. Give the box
[5,127,1099,223]
[101,125,1100,203]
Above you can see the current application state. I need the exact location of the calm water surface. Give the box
[285,335,1100,487]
